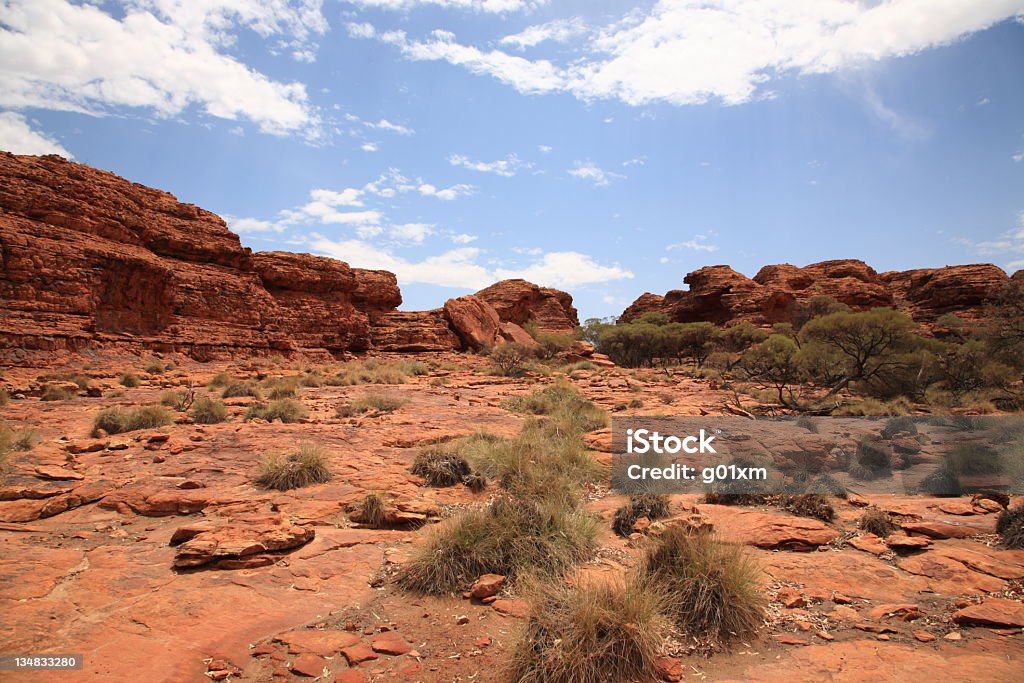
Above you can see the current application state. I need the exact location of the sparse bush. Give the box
[501,383,608,433]
[207,371,232,389]
[358,491,387,528]
[463,472,487,493]
[490,342,533,377]
[411,447,472,486]
[244,399,307,423]
[859,507,896,538]
[942,443,1001,476]
[328,359,411,386]
[803,474,847,498]
[703,457,771,506]
[612,493,671,536]
[264,376,299,399]
[534,333,573,361]
[779,494,835,522]
[189,397,227,424]
[160,389,195,412]
[0,426,37,461]
[918,466,963,496]
[396,496,595,594]
[509,575,666,683]
[92,405,173,436]
[336,393,406,417]
[119,373,141,388]
[144,361,167,374]
[640,528,764,640]
[849,436,892,480]
[256,443,331,490]
[881,416,918,440]
[995,505,1024,549]
[627,398,644,409]
[40,383,75,401]
[832,398,913,416]
[221,380,261,399]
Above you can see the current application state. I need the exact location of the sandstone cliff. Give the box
[620,260,1014,327]
[0,154,575,360]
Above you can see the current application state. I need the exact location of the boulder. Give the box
[474,279,579,334]
[170,515,315,569]
[443,296,502,350]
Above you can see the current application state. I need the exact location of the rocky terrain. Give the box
[620,261,1016,326]
[0,356,1021,681]
[0,155,1021,681]
[0,154,577,364]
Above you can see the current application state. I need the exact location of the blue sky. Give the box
[1,1,1023,319]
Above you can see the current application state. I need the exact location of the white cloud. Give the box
[357,1,1024,107]
[0,0,321,135]
[537,144,552,153]
[659,256,670,264]
[364,118,415,135]
[666,235,719,253]
[227,215,284,234]
[500,17,587,50]
[361,142,379,152]
[390,222,434,244]
[494,251,633,289]
[450,233,477,244]
[419,182,474,200]
[0,112,72,157]
[310,187,365,207]
[567,161,624,187]
[963,211,1024,271]
[1013,151,1024,163]
[449,152,530,177]
[622,157,645,167]
[345,0,547,13]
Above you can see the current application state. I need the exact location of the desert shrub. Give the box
[144,361,167,374]
[792,295,850,330]
[256,443,331,490]
[881,416,919,440]
[463,472,487,493]
[244,399,307,423]
[92,405,173,436]
[612,493,671,536]
[501,383,608,433]
[221,380,261,399]
[509,575,666,683]
[358,491,387,528]
[396,496,595,594]
[189,397,227,424]
[0,425,37,460]
[40,383,76,401]
[534,333,573,360]
[803,473,847,498]
[337,393,406,417]
[490,342,533,377]
[207,371,233,389]
[402,360,429,376]
[640,528,764,640]
[264,376,300,399]
[719,322,769,354]
[832,398,912,416]
[942,443,1001,476]
[160,389,195,412]
[858,507,896,538]
[918,466,963,496]
[995,505,1024,549]
[864,348,941,401]
[795,416,819,433]
[328,359,415,386]
[779,494,835,522]
[848,437,892,480]
[739,335,804,407]
[703,457,771,506]
[411,447,472,486]
[119,373,141,388]
[299,371,324,388]
[563,360,597,373]
[627,398,644,409]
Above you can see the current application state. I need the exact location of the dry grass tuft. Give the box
[244,399,307,423]
[256,443,332,490]
[92,405,173,436]
[858,507,897,538]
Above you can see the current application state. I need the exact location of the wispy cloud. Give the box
[666,235,719,253]
[449,152,530,177]
[567,161,624,187]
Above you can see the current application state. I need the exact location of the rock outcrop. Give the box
[0,154,577,359]
[474,279,579,335]
[620,259,1011,327]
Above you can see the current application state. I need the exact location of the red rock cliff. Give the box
[620,259,1011,327]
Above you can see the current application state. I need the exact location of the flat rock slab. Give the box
[274,629,361,655]
[172,515,314,569]
[953,598,1024,628]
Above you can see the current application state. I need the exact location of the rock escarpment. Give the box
[620,260,1014,327]
[0,154,577,360]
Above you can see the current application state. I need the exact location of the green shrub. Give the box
[160,389,194,411]
[490,342,533,377]
[509,575,666,683]
[534,333,573,360]
[640,528,764,640]
[858,507,896,538]
[119,373,141,388]
[612,494,671,536]
[207,371,233,389]
[336,393,406,417]
[256,443,331,490]
[189,397,227,424]
[221,380,261,399]
[396,496,595,594]
[244,399,307,423]
[995,505,1024,549]
[411,447,472,486]
[144,361,167,374]
[501,383,607,433]
[40,383,76,401]
[92,405,173,436]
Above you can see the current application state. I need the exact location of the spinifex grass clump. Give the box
[849,436,893,480]
[256,443,331,491]
[0,425,37,467]
[244,399,307,423]
[189,397,227,424]
[336,392,406,417]
[119,373,141,388]
[410,446,473,486]
[778,493,835,523]
[263,375,300,400]
[396,496,596,594]
[509,575,667,683]
[40,383,76,401]
[702,457,771,506]
[221,380,261,399]
[996,505,1024,549]
[501,382,608,433]
[328,359,419,386]
[358,491,387,528]
[612,493,671,537]
[858,507,897,538]
[639,528,764,641]
[942,443,1002,476]
[92,405,173,436]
